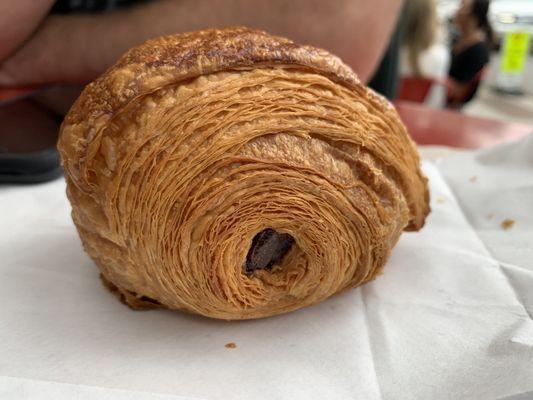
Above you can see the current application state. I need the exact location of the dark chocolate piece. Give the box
[245,228,294,274]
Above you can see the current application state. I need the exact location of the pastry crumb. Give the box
[469,176,477,182]
[487,213,495,220]
[436,197,445,204]
[225,342,237,349]
[501,219,515,230]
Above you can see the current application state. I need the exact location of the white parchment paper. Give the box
[1,135,532,400]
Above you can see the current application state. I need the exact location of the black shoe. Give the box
[0,147,62,184]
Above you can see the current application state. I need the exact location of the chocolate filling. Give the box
[245,228,294,274]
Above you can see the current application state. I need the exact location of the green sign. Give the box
[501,32,531,74]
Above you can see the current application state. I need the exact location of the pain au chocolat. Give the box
[58,27,429,320]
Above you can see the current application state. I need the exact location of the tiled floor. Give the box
[465,86,533,125]
[464,53,533,126]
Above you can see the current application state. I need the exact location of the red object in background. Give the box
[398,68,487,107]
[398,77,435,103]
[0,86,44,106]
[395,100,532,149]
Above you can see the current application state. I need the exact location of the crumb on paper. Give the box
[469,176,478,182]
[225,342,237,349]
[487,213,495,220]
[501,219,515,230]
[436,197,445,204]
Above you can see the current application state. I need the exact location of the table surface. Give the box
[395,100,533,149]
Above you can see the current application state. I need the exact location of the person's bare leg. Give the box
[0,0,55,61]
[0,0,402,87]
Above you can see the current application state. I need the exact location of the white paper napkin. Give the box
[1,135,532,400]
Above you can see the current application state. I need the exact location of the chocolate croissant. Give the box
[58,27,429,320]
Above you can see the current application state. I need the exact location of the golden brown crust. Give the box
[58,27,430,320]
[63,27,361,126]
[60,27,427,225]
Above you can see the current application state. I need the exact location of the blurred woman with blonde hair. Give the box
[400,0,450,107]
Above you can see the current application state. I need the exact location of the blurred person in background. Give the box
[447,0,492,108]
[399,0,450,108]
[0,0,403,183]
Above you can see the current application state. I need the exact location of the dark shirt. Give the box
[447,41,489,105]
[449,41,489,83]
[368,2,408,99]
[52,0,145,14]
